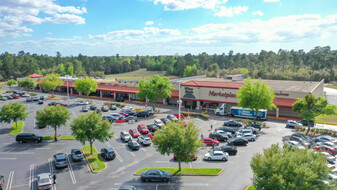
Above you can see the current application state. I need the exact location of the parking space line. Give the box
[35,147,51,150]
[129,151,136,157]
[0,152,34,155]
[189,163,192,168]
[0,158,17,160]
[29,164,34,190]
[5,171,14,190]
[67,156,76,184]
[106,142,123,162]
[48,158,53,174]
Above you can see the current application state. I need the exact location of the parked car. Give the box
[132,108,144,113]
[314,145,337,155]
[324,174,337,185]
[40,96,44,100]
[167,114,178,121]
[71,148,83,162]
[128,140,140,150]
[26,97,32,102]
[137,136,152,146]
[213,145,238,155]
[203,151,229,161]
[101,106,109,112]
[48,102,59,106]
[102,116,115,123]
[82,106,88,112]
[223,120,243,127]
[120,131,131,142]
[16,133,42,143]
[101,147,116,160]
[110,105,117,110]
[137,110,150,118]
[115,96,124,102]
[160,118,170,125]
[285,120,303,128]
[320,152,336,164]
[173,153,197,161]
[315,141,337,148]
[227,137,248,146]
[96,109,101,114]
[11,94,20,99]
[0,96,7,101]
[129,129,141,138]
[314,136,337,144]
[244,126,257,134]
[77,101,89,105]
[154,119,164,128]
[111,113,123,120]
[32,96,39,101]
[123,115,137,122]
[37,173,52,190]
[141,169,171,182]
[0,175,4,190]
[297,119,315,126]
[241,133,256,141]
[21,93,30,97]
[284,140,305,150]
[148,132,155,140]
[209,131,228,142]
[38,100,44,104]
[5,95,13,100]
[216,127,237,134]
[60,102,67,107]
[137,124,149,134]
[236,129,254,136]
[290,136,311,147]
[173,113,185,119]
[90,105,97,110]
[146,109,154,116]
[202,137,220,146]
[147,124,158,132]
[122,109,137,116]
[53,153,68,168]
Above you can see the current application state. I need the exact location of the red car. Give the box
[173,113,185,119]
[202,137,220,146]
[314,145,337,155]
[129,129,141,138]
[148,133,155,140]
[60,103,67,107]
[137,124,149,134]
[11,94,20,99]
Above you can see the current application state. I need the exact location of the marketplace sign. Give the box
[209,91,236,98]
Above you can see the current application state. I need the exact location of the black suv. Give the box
[137,110,150,117]
[16,133,42,143]
[223,120,243,127]
[101,147,116,160]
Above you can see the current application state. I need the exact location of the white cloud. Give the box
[252,10,263,16]
[214,6,248,17]
[264,0,279,2]
[152,0,227,11]
[145,21,154,26]
[0,0,86,37]
[89,27,181,40]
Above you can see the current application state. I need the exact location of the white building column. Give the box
[70,88,73,94]
[163,99,165,105]
[79,92,82,95]
[129,94,131,101]
[114,92,116,99]
[276,108,279,118]
[197,101,201,110]
[100,91,102,98]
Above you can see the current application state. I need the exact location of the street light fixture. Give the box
[178,80,182,121]
[65,75,70,105]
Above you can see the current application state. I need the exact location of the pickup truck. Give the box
[209,131,229,142]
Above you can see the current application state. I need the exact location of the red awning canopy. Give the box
[27,73,43,78]
[273,98,298,109]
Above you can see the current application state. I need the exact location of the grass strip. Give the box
[60,136,76,140]
[134,168,222,176]
[9,121,23,135]
[42,136,54,140]
[316,114,337,125]
[325,85,337,90]
[82,145,106,172]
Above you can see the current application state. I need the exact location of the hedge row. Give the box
[295,126,337,137]
[181,112,210,120]
[104,102,126,108]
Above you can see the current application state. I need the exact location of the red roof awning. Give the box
[273,98,298,109]
[27,73,43,78]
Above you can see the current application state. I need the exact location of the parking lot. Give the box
[0,90,295,190]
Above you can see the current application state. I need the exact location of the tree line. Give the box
[1,46,337,82]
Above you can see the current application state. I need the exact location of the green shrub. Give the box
[6,90,13,93]
[104,102,125,108]
[28,93,37,96]
[181,112,210,120]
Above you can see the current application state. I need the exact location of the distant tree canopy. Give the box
[1,46,337,82]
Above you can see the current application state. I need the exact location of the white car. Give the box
[167,114,178,121]
[285,140,305,150]
[120,131,131,142]
[236,129,253,136]
[320,152,336,164]
[154,119,164,127]
[324,174,337,185]
[37,173,52,190]
[216,130,232,138]
[137,136,152,146]
[77,101,89,105]
[242,133,256,141]
[21,93,30,97]
[204,151,229,161]
[286,120,303,128]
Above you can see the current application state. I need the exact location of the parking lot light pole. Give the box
[65,75,70,105]
[178,80,181,121]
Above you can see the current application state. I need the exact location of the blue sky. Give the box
[0,0,337,56]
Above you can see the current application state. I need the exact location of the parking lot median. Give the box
[42,135,76,140]
[134,168,223,176]
[9,121,23,135]
[82,145,106,173]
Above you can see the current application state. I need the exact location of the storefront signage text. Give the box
[209,91,236,98]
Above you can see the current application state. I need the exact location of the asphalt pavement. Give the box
[0,88,294,190]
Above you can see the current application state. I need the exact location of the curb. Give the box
[316,121,337,126]
[81,148,107,174]
[133,168,223,177]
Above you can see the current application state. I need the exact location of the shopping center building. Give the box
[25,74,324,118]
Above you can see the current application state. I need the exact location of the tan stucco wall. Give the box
[311,80,324,98]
